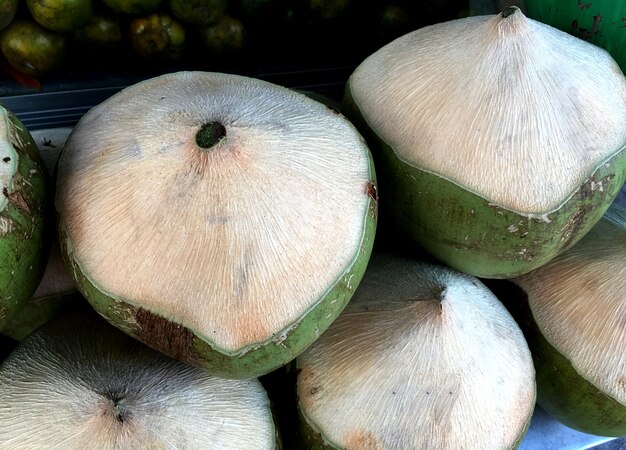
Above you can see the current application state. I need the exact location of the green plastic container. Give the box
[525,0,626,74]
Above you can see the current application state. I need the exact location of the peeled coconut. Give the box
[0,313,278,449]
[55,71,377,379]
[297,254,536,449]
[0,105,48,333]
[345,6,626,278]
[504,203,626,436]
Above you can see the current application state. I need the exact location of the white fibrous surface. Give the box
[298,256,535,450]
[516,205,626,405]
[0,316,275,449]
[55,72,373,352]
[350,9,626,213]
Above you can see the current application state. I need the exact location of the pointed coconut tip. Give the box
[55,71,376,375]
[512,203,626,433]
[0,313,277,449]
[500,5,520,18]
[348,8,626,214]
[297,254,536,449]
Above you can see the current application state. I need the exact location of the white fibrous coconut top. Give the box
[298,256,535,449]
[349,7,626,214]
[0,109,19,214]
[55,72,373,353]
[0,315,275,449]
[515,204,626,405]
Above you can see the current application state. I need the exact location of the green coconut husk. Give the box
[0,106,49,333]
[344,7,626,278]
[495,204,626,436]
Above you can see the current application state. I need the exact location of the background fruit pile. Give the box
[0,0,468,84]
[1,1,625,448]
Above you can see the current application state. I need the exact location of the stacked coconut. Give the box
[312,4,624,448]
[0,70,377,448]
[0,5,625,450]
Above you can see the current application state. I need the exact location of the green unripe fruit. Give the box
[26,0,93,33]
[102,0,161,15]
[0,20,67,77]
[0,0,17,31]
[169,0,227,26]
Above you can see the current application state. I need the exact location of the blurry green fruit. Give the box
[169,0,227,26]
[0,0,17,31]
[73,14,122,49]
[129,13,185,60]
[237,0,286,22]
[26,0,93,33]
[200,15,246,56]
[294,0,351,20]
[0,20,67,77]
[102,0,161,14]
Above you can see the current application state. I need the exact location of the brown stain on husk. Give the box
[134,307,194,363]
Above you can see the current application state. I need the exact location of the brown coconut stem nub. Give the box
[196,122,226,149]
[501,6,519,19]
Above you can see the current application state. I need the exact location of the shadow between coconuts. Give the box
[1,289,89,341]
[342,84,626,279]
